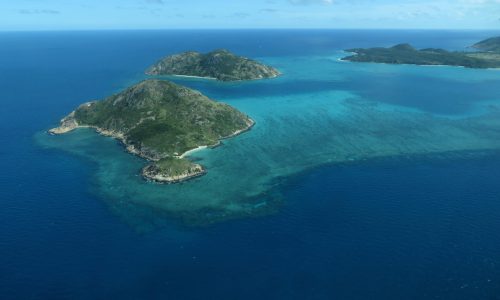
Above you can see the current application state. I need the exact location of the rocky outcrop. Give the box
[141,163,206,184]
[48,111,79,134]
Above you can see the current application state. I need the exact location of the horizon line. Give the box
[2,28,500,33]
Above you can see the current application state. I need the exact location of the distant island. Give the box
[146,49,281,81]
[472,36,500,52]
[49,80,254,183]
[342,36,500,69]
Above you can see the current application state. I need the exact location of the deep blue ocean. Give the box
[2,30,500,299]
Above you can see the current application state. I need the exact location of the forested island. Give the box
[146,49,280,81]
[342,36,500,68]
[49,80,254,183]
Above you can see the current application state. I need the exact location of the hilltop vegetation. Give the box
[343,38,500,69]
[50,79,254,183]
[146,49,280,81]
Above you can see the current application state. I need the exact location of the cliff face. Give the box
[146,49,281,81]
[50,79,254,183]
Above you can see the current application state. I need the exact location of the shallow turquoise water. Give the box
[38,48,500,225]
[4,30,500,299]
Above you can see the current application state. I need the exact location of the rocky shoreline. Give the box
[49,112,256,184]
[142,118,255,183]
[169,73,281,82]
[141,163,207,184]
[49,112,153,160]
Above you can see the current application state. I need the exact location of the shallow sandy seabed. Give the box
[37,54,500,227]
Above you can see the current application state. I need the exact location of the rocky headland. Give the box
[49,79,254,183]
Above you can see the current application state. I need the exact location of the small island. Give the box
[145,49,281,81]
[472,36,500,52]
[342,36,500,69]
[49,79,254,183]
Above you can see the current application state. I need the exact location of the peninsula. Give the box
[342,36,500,69]
[49,79,254,183]
[145,49,281,81]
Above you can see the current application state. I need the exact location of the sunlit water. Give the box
[37,49,500,225]
[2,30,500,299]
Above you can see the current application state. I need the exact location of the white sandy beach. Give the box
[172,74,217,80]
[179,145,208,158]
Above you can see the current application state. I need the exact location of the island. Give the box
[342,37,500,69]
[49,79,254,183]
[472,36,500,52]
[145,49,281,81]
